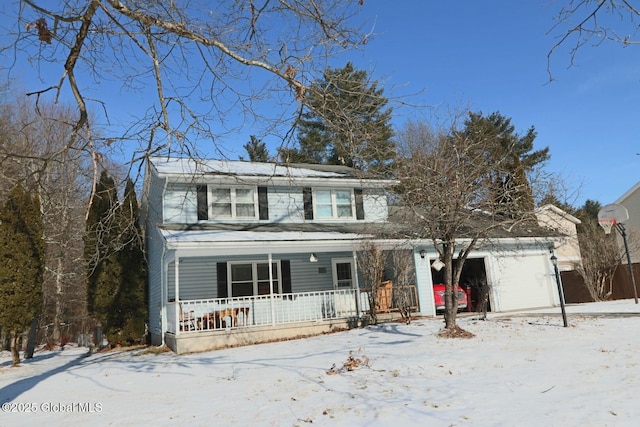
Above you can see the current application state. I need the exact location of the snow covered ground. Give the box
[2,300,640,426]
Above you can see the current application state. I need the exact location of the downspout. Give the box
[160,178,169,343]
[160,245,166,345]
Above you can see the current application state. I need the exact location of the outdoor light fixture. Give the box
[309,253,318,263]
[419,249,426,259]
[549,249,568,327]
[431,257,445,272]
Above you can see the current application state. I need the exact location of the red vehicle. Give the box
[433,284,468,311]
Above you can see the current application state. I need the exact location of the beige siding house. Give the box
[615,182,640,263]
[535,204,582,271]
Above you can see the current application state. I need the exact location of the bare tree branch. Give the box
[548,0,640,79]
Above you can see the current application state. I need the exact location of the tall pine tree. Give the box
[85,173,148,346]
[279,62,395,175]
[109,178,147,345]
[242,135,270,162]
[0,184,44,366]
[85,170,120,341]
[462,111,548,216]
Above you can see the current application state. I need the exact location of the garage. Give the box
[430,257,490,313]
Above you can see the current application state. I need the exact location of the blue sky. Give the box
[2,1,639,208]
[336,1,640,207]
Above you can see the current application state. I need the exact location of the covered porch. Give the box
[168,289,362,334]
[169,284,420,333]
[166,285,419,353]
[157,229,422,353]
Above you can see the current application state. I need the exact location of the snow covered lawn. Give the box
[2,300,640,426]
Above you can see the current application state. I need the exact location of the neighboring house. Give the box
[615,182,640,263]
[141,157,564,353]
[535,204,583,271]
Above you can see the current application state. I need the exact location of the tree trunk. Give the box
[25,318,38,359]
[442,243,458,329]
[53,257,64,342]
[11,331,21,366]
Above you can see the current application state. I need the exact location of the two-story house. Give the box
[142,157,565,354]
[141,157,402,353]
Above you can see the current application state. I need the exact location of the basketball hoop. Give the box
[597,203,638,304]
[597,204,629,235]
[598,218,616,235]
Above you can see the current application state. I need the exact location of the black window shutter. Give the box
[354,188,365,220]
[258,186,269,220]
[216,262,228,298]
[281,260,292,294]
[303,188,313,220]
[197,185,208,220]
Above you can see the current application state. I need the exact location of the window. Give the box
[197,185,208,220]
[332,258,354,289]
[257,263,279,295]
[229,261,280,297]
[315,189,354,219]
[209,187,257,219]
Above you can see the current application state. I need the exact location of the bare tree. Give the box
[1,1,368,170]
[548,1,640,78]
[0,92,93,345]
[468,276,490,320]
[577,223,620,301]
[394,117,546,333]
[357,241,387,325]
[390,249,415,324]
[576,218,631,301]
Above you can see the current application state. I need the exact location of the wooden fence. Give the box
[561,263,640,303]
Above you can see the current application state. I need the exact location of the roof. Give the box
[616,181,640,205]
[160,223,379,256]
[535,204,581,225]
[161,229,368,244]
[149,157,360,179]
[161,205,557,246]
[387,205,559,239]
[161,222,391,245]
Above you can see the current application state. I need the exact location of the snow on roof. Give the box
[149,157,351,179]
[161,229,369,244]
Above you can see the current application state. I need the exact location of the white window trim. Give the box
[313,188,355,220]
[331,258,355,290]
[209,186,258,220]
[227,260,282,297]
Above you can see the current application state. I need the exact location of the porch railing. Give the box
[359,284,419,313]
[167,289,360,334]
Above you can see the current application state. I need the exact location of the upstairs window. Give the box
[210,187,257,219]
[315,189,354,219]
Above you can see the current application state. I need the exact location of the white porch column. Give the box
[268,252,276,326]
[174,254,180,335]
[352,250,361,319]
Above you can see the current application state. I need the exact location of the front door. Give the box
[332,258,354,290]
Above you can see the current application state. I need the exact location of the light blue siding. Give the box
[160,183,389,224]
[268,186,305,223]
[143,174,169,344]
[164,183,197,223]
[363,190,389,222]
[165,252,356,300]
